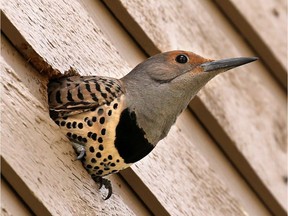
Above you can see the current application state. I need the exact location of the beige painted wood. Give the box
[104,0,287,215]
[177,110,271,216]
[1,178,33,216]
[214,0,287,88]
[76,0,147,69]
[1,35,150,216]
[1,0,254,215]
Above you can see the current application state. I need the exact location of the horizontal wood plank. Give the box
[1,177,33,216]
[104,0,287,215]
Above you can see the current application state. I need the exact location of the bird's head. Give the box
[122,51,258,97]
[121,50,257,144]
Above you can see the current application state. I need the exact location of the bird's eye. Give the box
[175,54,189,64]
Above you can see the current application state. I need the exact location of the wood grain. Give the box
[1,178,32,216]
[104,0,287,215]
[1,0,252,215]
[214,0,287,88]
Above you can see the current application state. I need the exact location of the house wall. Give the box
[1,0,286,215]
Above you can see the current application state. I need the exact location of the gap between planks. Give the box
[213,0,287,90]
[1,157,51,216]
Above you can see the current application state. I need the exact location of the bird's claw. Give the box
[76,149,86,160]
[71,142,86,160]
[92,176,113,200]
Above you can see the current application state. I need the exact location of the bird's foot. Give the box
[92,176,112,200]
[71,142,86,160]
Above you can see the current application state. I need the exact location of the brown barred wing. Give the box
[48,76,124,119]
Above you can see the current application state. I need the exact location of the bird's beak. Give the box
[200,57,258,72]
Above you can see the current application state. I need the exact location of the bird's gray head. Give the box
[121,50,257,145]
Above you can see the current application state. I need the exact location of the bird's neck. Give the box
[124,85,197,145]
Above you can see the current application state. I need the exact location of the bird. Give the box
[48,50,257,199]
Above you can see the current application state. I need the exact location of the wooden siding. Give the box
[1,0,286,215]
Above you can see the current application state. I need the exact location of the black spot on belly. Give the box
[78,123,83,129]
[99,145,104,151]
[87,120,93,127]
[66,122,72,128]
[113,103,118,110]
[98,137,103,143]
[96,152,102,158]
[89,146,95,153]
[91,133,97,141]
[99,117,105,124]
[101,128,106,135]
[115,108,154,163]
[87,132,92,137]
[72,121,77,128]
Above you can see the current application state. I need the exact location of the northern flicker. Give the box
[48,50,257,199]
